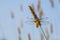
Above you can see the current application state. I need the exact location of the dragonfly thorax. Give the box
[35,19,41,28]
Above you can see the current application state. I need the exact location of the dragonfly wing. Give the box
[25,20,35,25]
[39,17,48,21]
[26,17,35,21]
[41,21,50,25]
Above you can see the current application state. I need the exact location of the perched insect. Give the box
[28,0,49,39]
[29,6,41,28]
[28,6,48,28]
[28,5,47,40]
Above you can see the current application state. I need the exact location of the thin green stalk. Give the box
[40,25,47,40]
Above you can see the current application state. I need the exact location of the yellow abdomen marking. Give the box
[36,21,39,28]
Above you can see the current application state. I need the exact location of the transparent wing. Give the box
[25,20,35,25]
[39,17,48,21]
[41,20,50,25]
[26,17,34,21]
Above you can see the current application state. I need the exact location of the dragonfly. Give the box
[28,5,49,40]
[28,6,41,28]
[28,6,48,28]
[27,0,50,39]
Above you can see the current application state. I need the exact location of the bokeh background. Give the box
[0,0,60,40]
